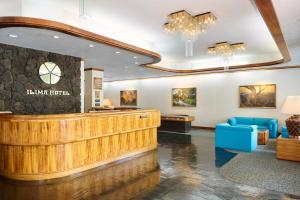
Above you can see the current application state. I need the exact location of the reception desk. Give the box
[0,109,160,180]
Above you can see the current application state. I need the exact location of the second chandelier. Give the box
[163,10,217,57]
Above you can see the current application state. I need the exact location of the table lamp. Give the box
[281,95,300,139]
[103,98,113,108]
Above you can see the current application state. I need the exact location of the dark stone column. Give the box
[0,43,81,114]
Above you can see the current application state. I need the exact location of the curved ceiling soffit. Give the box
[0,0,291,74]
[0,16,161,66]
[145,0,291,73]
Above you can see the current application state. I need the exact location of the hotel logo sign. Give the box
[26,62,70,96]
[26,89,70,96]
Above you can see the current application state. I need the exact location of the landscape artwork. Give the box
[239,84,276,108]
[120,90,137,106]
[172,88,196,107]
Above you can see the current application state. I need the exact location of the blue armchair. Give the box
[227,117,278,138]
[215,123,258,152]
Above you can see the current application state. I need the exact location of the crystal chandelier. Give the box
[164,10,217,57]
[208,42,246,71]
[208,42,246,56]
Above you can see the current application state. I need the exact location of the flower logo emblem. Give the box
[39,62,61,84]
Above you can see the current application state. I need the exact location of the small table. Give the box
[159,115,195,133]
[276,136,300,162]
[258,130,269,145]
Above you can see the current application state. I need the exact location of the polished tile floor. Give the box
[134,130,300,200]
[0,129,299,200]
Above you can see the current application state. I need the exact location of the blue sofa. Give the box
[281,126,289,138]
[227,117,278,138]
[215,123,258,152]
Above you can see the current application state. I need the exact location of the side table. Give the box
[258,129,269,145]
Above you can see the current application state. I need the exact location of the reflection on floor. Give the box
[0,151,160,200]
[0,129,299,200]
[215,147,237,168]
[158,131,192,144]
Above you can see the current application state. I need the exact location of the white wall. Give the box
[104,68,300,129]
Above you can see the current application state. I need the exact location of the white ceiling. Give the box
[273,0,300,48]
[86,0,283,69]
[0,0,300,81]
[0,27,174,81]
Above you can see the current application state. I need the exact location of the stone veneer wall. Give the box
[0,43,81,114]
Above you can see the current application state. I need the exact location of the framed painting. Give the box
[172,88,196,107]
[239,84,276,108]
[120,90,137,106]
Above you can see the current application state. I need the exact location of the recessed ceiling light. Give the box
[53,35,60,39]
[115,51,121,54]
[8,34,18,38]
[133,56,138,59]
[135,62,139,65]
[89,44,95,48]
[124,66,129,69]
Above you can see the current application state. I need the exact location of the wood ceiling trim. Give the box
[255,0,291,62]
[144,0,290,73]
[0,16,161,65]
[145,59,284,73]
[105,65,300,82]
